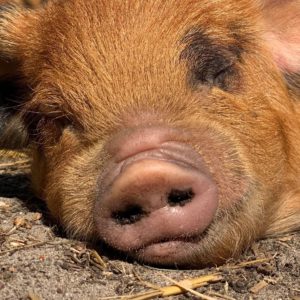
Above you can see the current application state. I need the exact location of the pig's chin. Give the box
[94,141,219,265]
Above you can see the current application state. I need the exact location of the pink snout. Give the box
[95,130,218,263]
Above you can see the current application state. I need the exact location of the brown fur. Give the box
[0,0,299,266]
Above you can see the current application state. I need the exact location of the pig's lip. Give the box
[134,239,199,264]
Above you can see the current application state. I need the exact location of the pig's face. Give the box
[1,0,300,267]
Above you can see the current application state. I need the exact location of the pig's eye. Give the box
[192,57,236,91]
[180,29,241,91]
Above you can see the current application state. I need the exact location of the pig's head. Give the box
[0,0,300,267]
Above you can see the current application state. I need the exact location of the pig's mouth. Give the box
[132,233,208,265]
[95,135,219,265]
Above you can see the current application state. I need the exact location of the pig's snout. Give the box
[95,129,218,263]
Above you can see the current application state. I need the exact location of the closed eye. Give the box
[180,28,242,91]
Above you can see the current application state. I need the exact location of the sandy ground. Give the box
[0,153,299,300]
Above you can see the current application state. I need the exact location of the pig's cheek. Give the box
[30,130,103,239]
[190,128,253,210]
[52,158,102,238]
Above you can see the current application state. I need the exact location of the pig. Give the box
[0,0,299,267]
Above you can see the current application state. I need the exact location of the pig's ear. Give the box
[0,3,42,149]
[261,0,300,95]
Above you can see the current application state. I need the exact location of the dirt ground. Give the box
[0,153,299,300]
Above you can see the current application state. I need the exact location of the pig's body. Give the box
[0,0,299,267]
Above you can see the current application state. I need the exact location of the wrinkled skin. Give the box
[0,0,299,267]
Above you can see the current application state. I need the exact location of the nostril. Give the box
[167,188,195,207]
[111,204,147,225]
